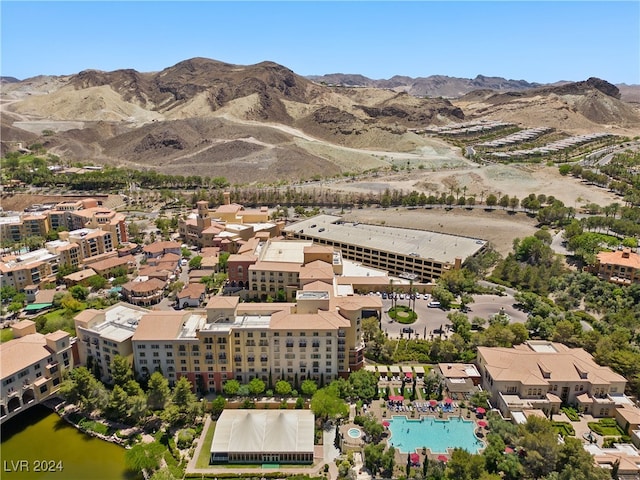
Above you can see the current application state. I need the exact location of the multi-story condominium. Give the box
[0,320,73,425]
[67,228,115,259]
[592,248,640,285]
[476,341,627,419]
[74,302,149,383]
[0,248,59,290]
[284,214,487,283]
[238,240,340,301]
[0,214,49,245]
[70,280,380,393]
[46,198,128,245]
[129,286,376,392]
[45,240,82,269]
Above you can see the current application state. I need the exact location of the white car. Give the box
[427,301,441,308]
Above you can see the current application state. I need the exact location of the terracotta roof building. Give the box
[477,341,628,419]
[176,283,206,309]
[1,320,73,425]
[121,278,166,306]
[592,248,640,285]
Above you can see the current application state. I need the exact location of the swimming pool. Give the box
[388,416,484,454]
[348,428,362,439]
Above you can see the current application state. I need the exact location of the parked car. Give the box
[402,327,414,334]
[427,301,441,308]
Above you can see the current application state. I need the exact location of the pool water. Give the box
[388,415,484,454]
[348,428,362,438]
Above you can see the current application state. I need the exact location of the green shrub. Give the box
[588,420,624,437]
[561,406,580,422]
[78,418,109,435]
[388,306,417,324]
[177,428,196,449]
[551,421,575,437]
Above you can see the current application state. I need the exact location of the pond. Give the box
[1,405,138,480]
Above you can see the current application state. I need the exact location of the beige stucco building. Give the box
[0,320,73,424]
[74,303,149,383]
[476,341,627,419]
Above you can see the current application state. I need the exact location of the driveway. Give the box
[381,291,528,340]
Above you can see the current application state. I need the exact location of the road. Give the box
[551,231,571,256]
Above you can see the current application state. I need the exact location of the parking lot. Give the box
[378,291,528,340]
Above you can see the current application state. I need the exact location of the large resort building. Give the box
[283,214,487,282]
[0,320,73,425]
[1,198,127,290]
[74,274,379,391]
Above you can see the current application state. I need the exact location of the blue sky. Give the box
[1,1,639,84]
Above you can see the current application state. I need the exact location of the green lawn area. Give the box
[34,306,86,335]
[588,419,624,437]
[1,328,14,343]
[551,421,575,438]
[388,306,417,324]
[195,420,217,469]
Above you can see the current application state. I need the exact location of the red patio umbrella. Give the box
[476,407,486,414]
[405,372,413,379]
[477,420,488,428]
[410,453,420,463]
[437,455,448,463]
[444,398,453,404]
[429,399,438,406]
[382,420,390,427]
[504,447,514,454]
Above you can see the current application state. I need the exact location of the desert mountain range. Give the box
[2,58,639,184]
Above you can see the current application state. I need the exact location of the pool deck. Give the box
[342,396,488,467]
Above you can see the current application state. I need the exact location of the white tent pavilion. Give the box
[210,410,315,464]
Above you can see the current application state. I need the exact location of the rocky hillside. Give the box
[307,73,542,97]
[2,59,639,183]
[1,58,467,182]
[454,77,640,131]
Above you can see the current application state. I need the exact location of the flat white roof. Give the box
[261,240,313,263]
[93,304,148,342]
[211,410,315,454]
[511,411,527,424]
[341,260,388,277]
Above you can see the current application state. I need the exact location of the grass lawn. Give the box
[588,420,624,437]
[551,421,575,438]
[1,328,14,343]
[195,420,217,469]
